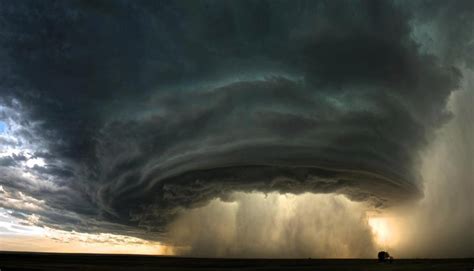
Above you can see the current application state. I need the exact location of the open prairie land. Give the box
[0,252,473,271]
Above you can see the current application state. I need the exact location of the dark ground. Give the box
[0,251,472,271]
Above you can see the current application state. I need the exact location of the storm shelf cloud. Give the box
[0,0,472,253]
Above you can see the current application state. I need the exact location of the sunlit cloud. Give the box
[0,208,174,255]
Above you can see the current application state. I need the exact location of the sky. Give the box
[0,0,472,257]
[0,121,6,133]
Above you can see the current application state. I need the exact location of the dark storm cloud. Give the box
[404,0,474,68]
[0,0,470,236]
[0,153,26,167]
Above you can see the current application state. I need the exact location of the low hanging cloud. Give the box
[0,0,472,254]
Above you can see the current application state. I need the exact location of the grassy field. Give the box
[0,251,472,271]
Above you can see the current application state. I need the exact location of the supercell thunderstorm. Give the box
[0,0,472,257]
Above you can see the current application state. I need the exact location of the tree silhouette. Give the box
[378,251,393,263]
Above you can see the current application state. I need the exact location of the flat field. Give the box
[0,251,472,271]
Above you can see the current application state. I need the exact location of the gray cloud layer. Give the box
[0,0,472,243]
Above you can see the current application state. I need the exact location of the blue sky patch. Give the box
[0,121,7,133]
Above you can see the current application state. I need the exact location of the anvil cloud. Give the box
[0,0,472,247]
